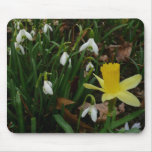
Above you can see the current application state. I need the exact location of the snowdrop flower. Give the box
[43,80,53,95]
[81,104,97,122]
[86,62,95,72]
[14,42,25,55]
[7,48,11,55]
[60,52,71,68]
[16,29,33,43]
[30,30,35,37]
[79,38,99,55]
[43,24,53,33]
[14,21,20,30]
[124,122,141,131]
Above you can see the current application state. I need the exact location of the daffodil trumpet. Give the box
[83,63,142,107]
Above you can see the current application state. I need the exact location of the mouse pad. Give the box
[7,19,144,133]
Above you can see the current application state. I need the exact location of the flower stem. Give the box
[108,98,117,116]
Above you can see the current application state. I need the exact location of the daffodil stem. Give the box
[108,98,117,116]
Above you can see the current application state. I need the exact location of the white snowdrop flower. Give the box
[16,29,33,43]
[15,21,20,30]
[43,80,53,95]
[124,122,141,131]
[30,30,35,37]
[81,105,97,122]
[79,38,99,55]
[7,48,11,55]
[124,122,130,131]
[43,24,53,33]
[60,52,71,67]
[14,42,25,55]
[131,122,141,129]
[86,62,95,72]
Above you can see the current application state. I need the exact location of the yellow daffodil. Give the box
[83,63,142,107]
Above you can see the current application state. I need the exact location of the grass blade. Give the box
[53,114,74,133]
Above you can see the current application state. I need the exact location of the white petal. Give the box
[90,106,97,122]
[48,25,53,32]
[43,24,48,33]
[46,80,52,87]
[89,38,99,55]
[131,123,141,129]
[31,30,35,36]
[43,87,48,94]
[68,58,72,68]
[16,30,22,43]
[60,52,69,66]
[14,42,19,49]
[86,62,95,72]
[24,31,32,41]
[43,81,53,95]
[79,41,90,52]
[19,44,25,55]
[81,107,89,118]
[124,122,129,130]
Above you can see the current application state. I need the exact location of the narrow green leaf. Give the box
[31,117,36,133]
[16,91,25,133]
[111,109,144,129]
[53,114,74,133]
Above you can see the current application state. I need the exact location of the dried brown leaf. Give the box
[116,42,132,62]
[56,98,74,110]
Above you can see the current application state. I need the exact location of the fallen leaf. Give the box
[99,55,109,62]
[56,98,74,110]
[116,42,132,62]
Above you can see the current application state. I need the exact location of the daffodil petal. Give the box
[102,93,116,102]
[93,73,104,88]
[120,74,142,91]
[117,91,140,107]
[83,83,104,92]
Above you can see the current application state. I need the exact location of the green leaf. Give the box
[53,114,74,133]
[31,117,36,133]
[15,91,25,133]
[111,109,144,129]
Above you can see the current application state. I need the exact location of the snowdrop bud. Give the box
[79,38,99,55]
[43,80,53,95]
[43,24,53,33]
[86,62,95,72]
[60,52,71,66]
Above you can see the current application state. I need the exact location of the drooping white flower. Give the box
[79,38,99,55]
[43,80,53,95]
[30,30,36,37]
[7,48,11,55]
[16,29,33,43]
[86,62,95,72]
[14,42,25,55]
[60,52,71,68]
[14,21,20,30]
[124,122,141,131]
[43,24,53,33]
[81,105,97,122]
